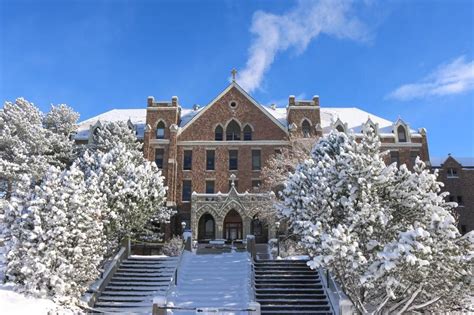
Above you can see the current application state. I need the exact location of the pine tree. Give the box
[279,129,473,313]
[77,122,171,255]
[4,165,107,302]
[0,98,76,198]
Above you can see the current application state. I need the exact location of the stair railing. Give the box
[320,268,355,315]
[82,236,130,307]
[157,235,188,311]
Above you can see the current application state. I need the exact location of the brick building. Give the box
[431,156,474,234]
[75,77,430,242]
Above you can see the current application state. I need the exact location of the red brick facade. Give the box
[141,82,431,238]
[432,156,474,234]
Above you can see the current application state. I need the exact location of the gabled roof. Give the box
[178,81,289,134]
[431,156,474,167]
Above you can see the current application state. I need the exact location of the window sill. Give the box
[205,169,216,172]
[447,176,459,179]
[181,200,191,203]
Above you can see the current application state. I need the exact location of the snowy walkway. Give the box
[167,251,252,314]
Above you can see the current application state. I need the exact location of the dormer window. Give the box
[336,125,345,133]
[156,121,165,139]
[243,125,252,141]
[397,125,407,142]
[302,120,311,138]
[215,125,223,141]
[226,120,241,141]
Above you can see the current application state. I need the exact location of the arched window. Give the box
[215,125,223,141]
[243,125,252,141]
[156,121,165,139]
[397,125,407,142]
[336,125,345,133]
[226,120,241,141]
[302,120,311,138]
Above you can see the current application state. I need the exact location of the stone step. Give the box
[258,299,329,305]
[116,267,174,273]
[261,310,332,315]
[95,301,153,308]
[255,278,320,283]
[118,263,176,269]
[111,277,170,282]
[114,272,173,277]
[257,293,327,299]
[256,288,325,294]
[97,295,152,302]
[255,273,319,280]
[108,281,169,287]
[256,283,323,289]
[261,304,332,312]
[93,306,150,313]
[105,285,167,291]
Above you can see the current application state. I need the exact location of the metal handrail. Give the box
[162,240,187,302]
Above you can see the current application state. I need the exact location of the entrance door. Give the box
[198,213,215,241]
[223,210,243,241]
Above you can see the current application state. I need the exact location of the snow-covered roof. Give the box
[262,106,288,127]
[74,105,420,140]
[431,156,474,167]
[75,109,147,140]
[180,107,205,126]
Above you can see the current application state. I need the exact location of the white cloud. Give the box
[237,0,369,93]
[388,56,474,101]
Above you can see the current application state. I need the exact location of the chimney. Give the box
[289,95,295,106]
[171,96,178,107]
[147,96,154,107]
[313,95,320,107]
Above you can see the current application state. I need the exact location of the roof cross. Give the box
[231,68,237,82]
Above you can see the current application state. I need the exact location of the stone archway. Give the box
[223,210,243,240]
[198,213,215,241]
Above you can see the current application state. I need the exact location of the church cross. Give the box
[231,68,237,82]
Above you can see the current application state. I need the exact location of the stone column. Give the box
[243,216,251,239]
[216,219,224,239]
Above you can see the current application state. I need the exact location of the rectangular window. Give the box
[448,195,455,202]
[274,148,282,155]
[447,168,458,178]
[461,225,467,234]
[457,196,464,206]
[229,180,238,191]
[155,149,164,169]
[390,151,400,166]
[252,180,261,189]
[183,150,192,170]
[410,151,418,167]
[252,150,261,170]
[182,180,192,202]
[206,150,215,170]
[229,150,238,170]
[206,180,215,194]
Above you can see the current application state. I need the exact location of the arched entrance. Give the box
[251,215,268,243]
[198,213,215,241]
[223,210,243,240]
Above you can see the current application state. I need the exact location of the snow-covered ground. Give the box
[0,246,73,314]
[167,251,252,314]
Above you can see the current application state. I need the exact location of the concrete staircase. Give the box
[93,255,178,314]
[167,251,251,313]
[254,260,333,314]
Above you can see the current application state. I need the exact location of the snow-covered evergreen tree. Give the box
[279,129,473,313]
[0,98,76,198]
[43,104,79,136]
[77,122,171,254]
[89,121,141,152]
[3,165,106,302]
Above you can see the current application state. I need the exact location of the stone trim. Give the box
[177,140,290,146]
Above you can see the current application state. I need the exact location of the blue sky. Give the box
[1,0,473,157]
